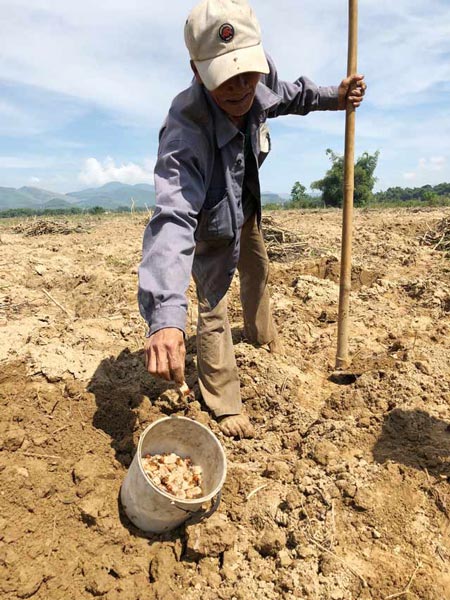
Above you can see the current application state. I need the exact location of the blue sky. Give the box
[1,0,449,194]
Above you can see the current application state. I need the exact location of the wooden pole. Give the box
[336,0,358,369]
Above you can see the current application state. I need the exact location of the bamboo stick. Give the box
[336,0,358,369]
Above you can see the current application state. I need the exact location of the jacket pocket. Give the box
[195,193,234,242]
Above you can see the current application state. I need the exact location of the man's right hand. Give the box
[144,328,186,385]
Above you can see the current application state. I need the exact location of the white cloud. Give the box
[43,139,86,150]
[429,156,446,169]
[29,176,40,183]
[0,100,46,136]
[0,90,88,137]
[0,155,55,169]
[403,172,416,181]
[2,1,448,120]
[0,0,194,126]
[78,157,155,186]
[402,156,447,185]
[416,156,446,173]
[1,0,450,191]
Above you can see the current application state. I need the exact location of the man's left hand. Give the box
[338,74,366,110]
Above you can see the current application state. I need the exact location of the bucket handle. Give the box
[171,490,222,525]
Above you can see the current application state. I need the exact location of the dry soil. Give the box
[0,208,449,600]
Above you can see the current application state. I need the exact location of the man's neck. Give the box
[228,114,247,131]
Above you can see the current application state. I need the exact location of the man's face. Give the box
[209,72,261,118]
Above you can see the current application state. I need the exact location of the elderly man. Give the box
[139,0,365,438]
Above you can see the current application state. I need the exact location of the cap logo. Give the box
[219,23,235,43]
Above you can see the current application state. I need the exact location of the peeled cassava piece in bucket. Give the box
[120,416,227,533]
[141,453,204,499]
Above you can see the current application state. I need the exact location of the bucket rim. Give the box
[137,415,227,505]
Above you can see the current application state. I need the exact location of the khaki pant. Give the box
[196,213,277,417]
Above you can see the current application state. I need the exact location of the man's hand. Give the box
[144,328,186,385]
[338,74,366,110]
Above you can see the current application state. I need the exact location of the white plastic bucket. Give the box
[120,416,227,533]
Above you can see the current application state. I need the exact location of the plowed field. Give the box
[1,208,449,599]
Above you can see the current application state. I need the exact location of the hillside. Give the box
[67,182,156,209]
[0,187,42,210]
[0,182,283,212]
[261,192,285,205]
[0,182,156,212]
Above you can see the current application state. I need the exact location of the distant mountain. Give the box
[1,181,284,212]
[133,184,155,191]
[67,182,156,208]
[0,187,37,210]
[261,192,285,205]
[42,198,73,210]
[18,186,73,205]
[0,186,75,210]
[0,182,156,211]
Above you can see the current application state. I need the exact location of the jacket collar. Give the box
[205,81,281,149]
[254,81,281,112]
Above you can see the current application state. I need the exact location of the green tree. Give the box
[290,181,308,204]
[311,148,379,207]
[422,190,439,206]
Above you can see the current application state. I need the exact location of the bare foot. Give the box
[218,414,255,439]
[269,338,285,355]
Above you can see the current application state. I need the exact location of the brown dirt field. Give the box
[0,208,449,600]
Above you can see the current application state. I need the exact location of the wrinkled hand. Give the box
[144,328,186,385]
[338,74,366,110]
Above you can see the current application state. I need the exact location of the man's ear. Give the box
[190,61,203,84]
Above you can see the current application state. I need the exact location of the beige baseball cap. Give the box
[184,0,269,91]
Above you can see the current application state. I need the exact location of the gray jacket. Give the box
[138,54,338,334]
